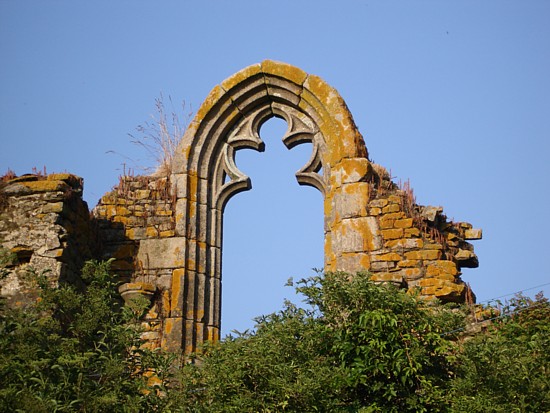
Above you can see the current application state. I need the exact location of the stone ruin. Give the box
[0,60,481,354]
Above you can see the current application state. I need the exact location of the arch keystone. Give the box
[261,59,308,86]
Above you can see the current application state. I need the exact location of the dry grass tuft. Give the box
[128,94,193,177]
[1,169,17,183]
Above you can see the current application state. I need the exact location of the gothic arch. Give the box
[166,60,374,352]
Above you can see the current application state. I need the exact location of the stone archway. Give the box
[1,63,482,355]
[165,60,375,352]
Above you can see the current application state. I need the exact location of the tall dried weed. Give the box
[128,94,193,177]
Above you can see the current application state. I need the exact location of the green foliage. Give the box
[0,260,175,412]
[450,293,550,412]
[1,262,547,412]
[176,302,351,412]
[303,272,461,412]
[175,272,464,412]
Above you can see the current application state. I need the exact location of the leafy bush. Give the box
[0,260,174,412]
[1,263,547,413]
[306,272,461,412]
[175,302,350,412]
[450,293,550,412]
[176,272,464,412]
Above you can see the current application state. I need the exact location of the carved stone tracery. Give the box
[164,60,369,352]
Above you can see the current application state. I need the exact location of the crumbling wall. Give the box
[92,175,176,276]
[0,62,483,355]
[0,166,482,348]
[92,174,177,350]
[88,163,482,353]
[0,173,95,307]
[363,167,480,302]
[320,157,480,302]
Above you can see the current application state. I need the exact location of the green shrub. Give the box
[450,293,550,412]
[1,263,546,413]
[175,272,464,412]
[0,260,174,412]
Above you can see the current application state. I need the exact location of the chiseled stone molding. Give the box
[166,60,371,352]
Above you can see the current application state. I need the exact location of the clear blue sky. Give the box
[1,1,549,335]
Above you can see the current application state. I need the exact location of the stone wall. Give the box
[89,165,481,352]
[302,156,481,302]
[0,166,482,352]
[362,167,480,302]
[93,175,175,277]
[0,173,95,307]
[92,174,177,350]
[0,62,483,354]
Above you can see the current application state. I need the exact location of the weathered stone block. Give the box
[41,202,64,214]
[100,194,117,205]
[370,261,396,271]
[369,199,389,208]
[400,267,423,280]
[334,253,370,272]
[372,252,402,262]
[416,278,465,302]
[424,242,443,250]
[116,206,131,216]
[370,272,404,285]
[186,240,207,274]
[137,237,186,269]
[381,228,403,240]
[161,317,183,352]
[335,182,370,218]
[155,209,173,216]
[385,238,423,250]
[455,249,479,268]
[112,215,129,225]
[382,204,401,214]
[336,158,372,185]
[383,212,406,220]
[426,260,459,277]
[159,230,175,237]
[421,206,443,222]
[174,198,188,236]
[404,250,442,261]
[397,259,419,268]
[3,180,69,195]
[170,268,185,317]
[206,326,220,342]
[134,189,151,200]
[332,217,382,254]
[404,228,421,237]
[394,218,413,228]
[379,215,395,229]
[262,60,307,86]
[464,228,482,240]
[146,226,159,237]
[369,207,382,216]
[125,227,146,240]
